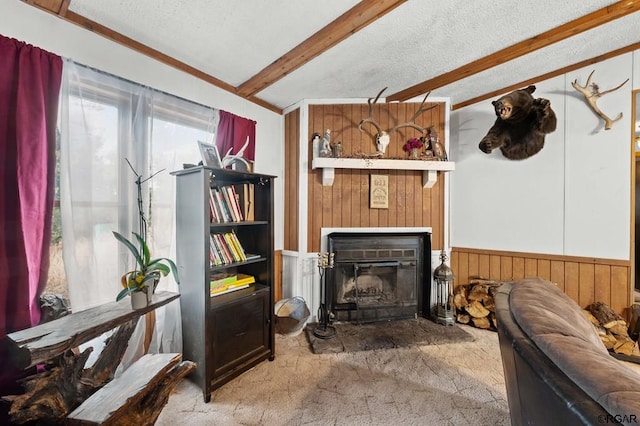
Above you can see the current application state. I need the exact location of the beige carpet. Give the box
[157,324,510,425]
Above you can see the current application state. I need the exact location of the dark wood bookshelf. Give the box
[172,166,275,402]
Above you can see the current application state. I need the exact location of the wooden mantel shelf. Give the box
[312,157,455,188]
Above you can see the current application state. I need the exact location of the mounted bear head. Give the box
[492,85,536,122]
[479,85,557,160]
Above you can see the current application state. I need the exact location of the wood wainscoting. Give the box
[451,247,632,318]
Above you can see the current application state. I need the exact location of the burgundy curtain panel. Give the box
[0,35,62,337]
[216,110,256,162]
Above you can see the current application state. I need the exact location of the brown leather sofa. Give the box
[495,277,640,426]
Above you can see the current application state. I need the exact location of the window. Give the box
[48,61,218,315]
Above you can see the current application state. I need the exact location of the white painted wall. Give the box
[450,53,637,260]
[2,0,285,249]
[564,55,633,259]
[634,50,640,87]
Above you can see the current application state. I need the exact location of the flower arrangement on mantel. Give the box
[403,137,424,152]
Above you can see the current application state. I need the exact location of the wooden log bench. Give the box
[67,353,194,425]
[2,291,195,425]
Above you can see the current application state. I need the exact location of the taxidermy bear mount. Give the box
[478,85,557,160]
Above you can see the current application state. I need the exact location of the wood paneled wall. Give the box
[451,247,632,317]
[306,102,447,252]
[284,109,300,251]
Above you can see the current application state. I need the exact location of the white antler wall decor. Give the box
[571,70,629,130]
[358,87,435,155]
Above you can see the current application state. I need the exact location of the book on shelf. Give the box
[222,186,243,222]
[244,253,261,261]
[208,184,246,223]
[210,231,254,265]
[228,230,246,261]
[217,188,235,222]
[243,183,254,221]
[210,234,222,265]
[233,273,256,286]
[222,233,239,262]
[220,186,236,221]
[209,188,218,223]
[210,283,250,296]
[214,233,233,264]
[209,187,225,223]
[209,235,222,265]
[230,185,244,221]
[210,272,237,289]
[209,188,227,223]
[212,234,227,265]
[210,273,255,296]
[236,232,250,261]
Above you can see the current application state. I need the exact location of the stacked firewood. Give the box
[584,301,640,356]
[452,278,503,330]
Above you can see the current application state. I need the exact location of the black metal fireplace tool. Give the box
[313,252,336,339]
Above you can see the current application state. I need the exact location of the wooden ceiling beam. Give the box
[21,0,283,114]
[21,0,640,115]
[236,0,407,98]
[453,40,640,110]
[387,0,640,103]
[23,0,66,14]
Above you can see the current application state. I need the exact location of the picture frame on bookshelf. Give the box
[198,141,223,168]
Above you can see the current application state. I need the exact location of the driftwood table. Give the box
[2,291,195,425]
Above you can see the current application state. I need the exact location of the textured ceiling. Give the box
[67,0,638,111]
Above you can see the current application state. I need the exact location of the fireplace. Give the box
[326,232,431,323]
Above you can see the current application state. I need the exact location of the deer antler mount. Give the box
[571,70,629,130]
[358,87,435,154]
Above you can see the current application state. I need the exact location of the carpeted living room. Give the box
[3,2,640,425]
[157,325,511,425]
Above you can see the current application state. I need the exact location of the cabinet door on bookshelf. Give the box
[210,289,269,377]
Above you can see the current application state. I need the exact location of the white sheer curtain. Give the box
[58,60,218,360]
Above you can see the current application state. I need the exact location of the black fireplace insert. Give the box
[326,232,431,323]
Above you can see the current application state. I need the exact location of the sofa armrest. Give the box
[496,283,616,425]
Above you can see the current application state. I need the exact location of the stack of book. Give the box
[209,185,244,223]
[209,230,259,265]
[210,273,255,296]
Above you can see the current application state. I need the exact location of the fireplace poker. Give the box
[313,252,336,339]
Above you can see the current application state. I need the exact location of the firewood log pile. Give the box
[452,278,503,331]
[453,278,640,356]
[584,301,640,356]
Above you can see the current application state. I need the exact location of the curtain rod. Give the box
[67,58,218,114]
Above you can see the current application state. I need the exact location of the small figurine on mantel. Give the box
[311,133,321,158]
[332,141,342,158]
[427,126,447,161]
[319,129,332,157]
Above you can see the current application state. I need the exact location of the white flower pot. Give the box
[130,291,148,309]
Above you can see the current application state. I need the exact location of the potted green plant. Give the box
[114,160,180,307]
[113,230,179,303]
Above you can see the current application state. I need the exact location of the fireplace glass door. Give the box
[327,232,430,323]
